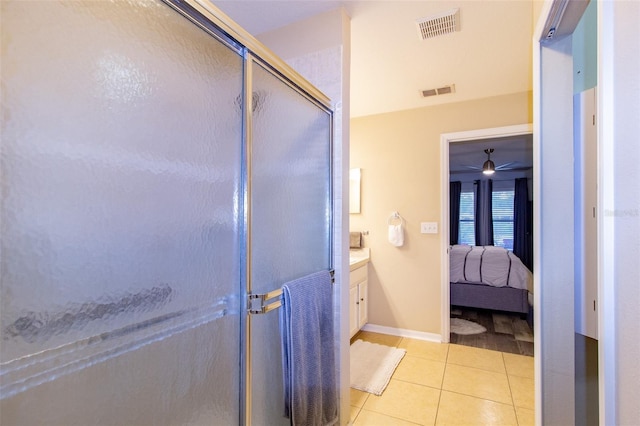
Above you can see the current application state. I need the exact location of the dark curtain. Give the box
[513,177,533,270]
[475,179,494,246]
[450,181,462,245]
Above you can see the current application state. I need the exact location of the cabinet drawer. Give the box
[350,264,368,287]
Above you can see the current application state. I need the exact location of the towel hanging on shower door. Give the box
[388,212,404,247]
[280,270,338,426]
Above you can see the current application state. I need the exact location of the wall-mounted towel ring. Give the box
[388,212,404,247]
[388,211,404,225]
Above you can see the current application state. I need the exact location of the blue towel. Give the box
[280,270,338,426]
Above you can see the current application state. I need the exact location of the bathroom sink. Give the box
[349,248,370,270]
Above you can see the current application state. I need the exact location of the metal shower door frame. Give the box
[162,1,334,424]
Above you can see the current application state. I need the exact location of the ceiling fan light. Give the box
[482,159,495,175]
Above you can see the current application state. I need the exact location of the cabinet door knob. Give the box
[360,298,364,301]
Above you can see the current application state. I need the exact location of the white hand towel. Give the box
[388,224,404,247]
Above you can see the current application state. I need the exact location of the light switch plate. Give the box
[420,222,438,234]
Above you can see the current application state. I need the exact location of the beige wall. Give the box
[532,0,545,30]
[350,91,532,335]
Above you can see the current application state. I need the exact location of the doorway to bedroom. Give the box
[441,124,534,357]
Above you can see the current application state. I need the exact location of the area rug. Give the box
[350,339,406,395]
[450,318,487,335]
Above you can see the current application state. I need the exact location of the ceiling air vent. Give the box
[421,84,456,98]
[416,8,460,40]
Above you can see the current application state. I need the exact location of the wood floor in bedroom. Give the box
[450,307,534,357]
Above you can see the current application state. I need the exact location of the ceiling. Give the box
[213,0,535,118]
[449,134,533,181]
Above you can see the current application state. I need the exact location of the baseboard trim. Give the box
[360,323,442,343]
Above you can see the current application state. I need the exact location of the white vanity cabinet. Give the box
[349,263,368,338]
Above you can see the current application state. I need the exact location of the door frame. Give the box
[439,123,533,342]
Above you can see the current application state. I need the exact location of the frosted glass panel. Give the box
[251,63,332,286]
[249,61,332,425]
[1,1,242,424]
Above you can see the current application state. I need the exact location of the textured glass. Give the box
[1,1,242,424]
[249,62,332,426]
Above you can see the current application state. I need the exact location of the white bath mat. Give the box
[350,339,406,395]
[450,318,487,335]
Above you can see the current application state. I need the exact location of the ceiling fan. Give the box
[456,148,527,175]
[482,148,496,175]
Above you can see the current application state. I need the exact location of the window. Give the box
[458,190,475,245]
[456,182,515,249]
[492,189,514,250]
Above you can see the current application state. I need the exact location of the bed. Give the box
[449,245,533,316]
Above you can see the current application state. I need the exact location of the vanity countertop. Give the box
[349,248,370,271]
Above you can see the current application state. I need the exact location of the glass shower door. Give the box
[248,59,333,426]
[1,1,243,424]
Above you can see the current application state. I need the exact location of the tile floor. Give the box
[350,331,534,426]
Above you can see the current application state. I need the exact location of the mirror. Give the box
[349,168,361,214]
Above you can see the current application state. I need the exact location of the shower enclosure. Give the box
[0,1,333,424]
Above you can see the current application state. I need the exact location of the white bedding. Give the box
[450,245,532,290]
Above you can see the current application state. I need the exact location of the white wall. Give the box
[599,1,640,424]
[257,10,352,424]
[536,1,640,423]
[536,34,576,425]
